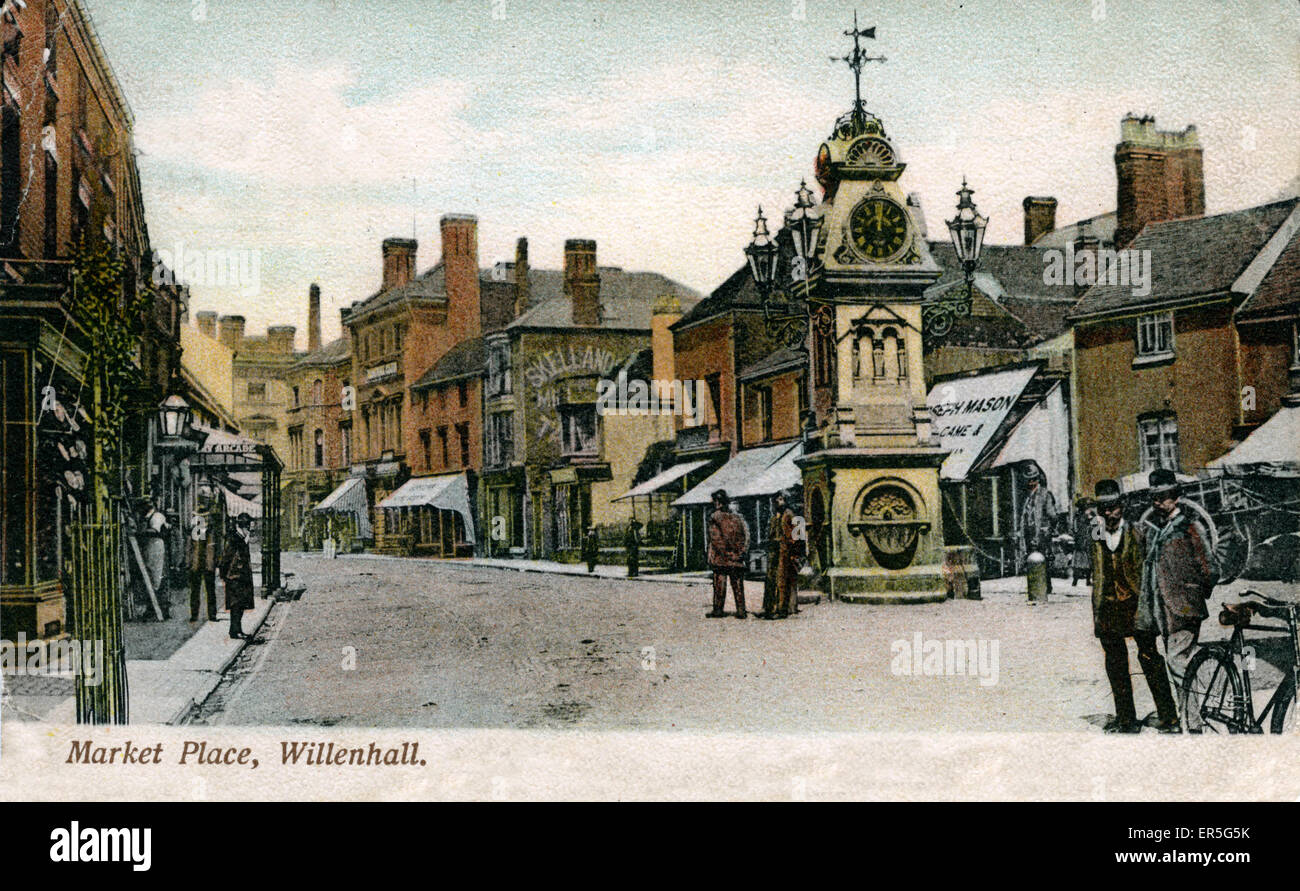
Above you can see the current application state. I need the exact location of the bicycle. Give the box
[1181,590,1300,733]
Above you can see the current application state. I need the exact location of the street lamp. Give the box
[945,177,988,307]
[787,180,823,284]
[745,206,779,293]
[157,394,192,440]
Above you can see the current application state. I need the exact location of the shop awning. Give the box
[223,487,263,519]
[1208,405,1300,475]
[926,366,1037,482]
[612,459,711,502]
[987,381,1070,508]
[312,476,373,540]
[673,442,802,507]
[376,473,475,543]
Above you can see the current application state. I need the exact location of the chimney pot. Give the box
[566,239,601,326]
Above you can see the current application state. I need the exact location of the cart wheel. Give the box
[1140,498,1239,578]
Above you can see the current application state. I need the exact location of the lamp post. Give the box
[157,394,192,440]
[945,177,988,312]
[924,178,988,339]
[745,182,824,350]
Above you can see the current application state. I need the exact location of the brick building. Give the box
[0,0,183,639]
[479,239,697,559]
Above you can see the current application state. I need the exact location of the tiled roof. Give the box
[296,336,350,367]
[1032,212,1118,248]
[342,264,448,322]
[674,264,766,329]
[1236,222,1300,319]
[1069,198,1300,320]
[738,346,805,381]
[411,336,485,389]
[507,268,700,331]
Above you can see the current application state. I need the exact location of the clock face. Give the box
[849,198,909,261]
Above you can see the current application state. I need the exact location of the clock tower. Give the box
[798,18,950,602]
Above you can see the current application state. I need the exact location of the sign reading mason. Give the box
[925,366,1036,482]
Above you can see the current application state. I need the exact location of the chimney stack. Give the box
[1023,196,1058,245]
[307,283,321,352]
[196,311,217,339]
[1114,114,1205,248]
[381,237,417,291]
[651,295,682,401]
[267,325,296,354]
[218,315,245,351]
[514,237,530,318]
[1072,232,1100,297]
[565,239,600,326]
[440,214,481,342]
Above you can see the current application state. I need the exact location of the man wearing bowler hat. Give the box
[706,489,749,619]
[1090,479,1178,733]
[1138,468,1218,733]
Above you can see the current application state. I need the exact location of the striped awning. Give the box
[312,476,373,540]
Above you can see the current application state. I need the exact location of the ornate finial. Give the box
[829,11,886,124]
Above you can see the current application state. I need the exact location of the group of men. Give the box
[706,488,803,620]
[186,512,258,640]
[1088,468,1219,733]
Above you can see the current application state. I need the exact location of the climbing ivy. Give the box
[72,241,154,517]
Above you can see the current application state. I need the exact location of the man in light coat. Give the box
[1138,468,1218,733]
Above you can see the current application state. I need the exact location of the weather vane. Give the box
[830,11,886,121]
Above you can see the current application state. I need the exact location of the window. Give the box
[754,385,772,443]
[814,326,834,386]
[437,426,448,468]
[487,342,512,396]
[314,429,324,467]
[43,149,57,258]
[43,1,56,76]
[1136,311,1174,358]
[419,429,431,471]
[247,382,266,402]
[456,423,470,467]
[339,421,352,466]
[458,380,468,408]
[559,404,598,456]
[486,411,514,467]
[1138,414,1179,472]
[705,374,721,431]
[288,428,304,470]
[311,379,322,405]
[292,386,300,407]
[361,407,371,458]
[1,100,19,256]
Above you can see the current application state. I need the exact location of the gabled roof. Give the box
[342,263,448,324]
[1235,212,1300,320]
[1069,198,1300,320]
[673,265,767,330]
[411,337,485,390]
[506,267,699,331]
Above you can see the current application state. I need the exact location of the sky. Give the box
[84,0,1300,346]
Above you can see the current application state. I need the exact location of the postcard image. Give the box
[1,0,1299,803]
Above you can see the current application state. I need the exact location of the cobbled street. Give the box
[187,553,1292,732]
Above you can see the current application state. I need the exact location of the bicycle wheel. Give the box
[1270,676,1296,734]
[1182,646,1248,733]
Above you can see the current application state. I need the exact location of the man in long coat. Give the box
[624,520,642,578]
[1021,465,1058,594]
[1138,468,1218,733]
[1090,479,1177,733]
[581,527,599,573]
[188,514,218,623]
[219,514,255,640]
[763,493,800,619]
[706,489,749,619]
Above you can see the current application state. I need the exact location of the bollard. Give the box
[1026,551,1048,603]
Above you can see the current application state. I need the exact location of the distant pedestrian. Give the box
[1089,479,1177,733]
[706,490,749,619]
[219,513,255,641]
[1021,465,1058,594]
[188,514,218,623]
[624,520,641,578]
[1139,468,1218,733]
[582,527,599,573]
[1072,498,1096,587]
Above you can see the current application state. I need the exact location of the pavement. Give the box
[2,594,277,726]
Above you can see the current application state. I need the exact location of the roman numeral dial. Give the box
[849,197,909,261]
